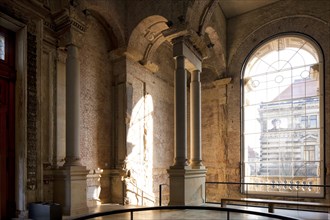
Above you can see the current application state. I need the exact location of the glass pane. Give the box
[0,35,5,60]
[243,36,322,196]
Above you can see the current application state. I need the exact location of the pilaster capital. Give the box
[56,47,67,63]
[163,28,209,60]
[53,8,86,47]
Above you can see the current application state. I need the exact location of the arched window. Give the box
[242,35,324,197]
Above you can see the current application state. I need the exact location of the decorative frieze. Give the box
[27,32,38,191]
[53,9,86,34]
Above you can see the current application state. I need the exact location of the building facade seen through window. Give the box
[242,35,324,197]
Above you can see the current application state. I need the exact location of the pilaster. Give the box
[107,49,130,205]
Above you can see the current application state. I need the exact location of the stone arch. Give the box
[84,9,119,50]
[228,15,329,69]
[203,26,226,80]
[185,0,218,34]
[83,4,126,48]
[127,15,169,72]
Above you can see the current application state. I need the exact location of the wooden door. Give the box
[0,26,16,219]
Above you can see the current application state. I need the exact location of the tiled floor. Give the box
[67,203,330,220]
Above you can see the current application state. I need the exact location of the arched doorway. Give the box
[0,25,16,219]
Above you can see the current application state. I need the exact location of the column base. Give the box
[53,165,89,216]
[167,166,207,205]
[109,169,126,204]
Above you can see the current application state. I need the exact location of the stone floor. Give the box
[66,203,330,220]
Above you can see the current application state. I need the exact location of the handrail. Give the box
[125,178,155,205]
[204,181,329,206]
[205,181,330,187]
[72,205,300,220]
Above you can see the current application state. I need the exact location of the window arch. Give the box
[242,34,324,197]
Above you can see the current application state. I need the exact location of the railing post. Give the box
[122,180,126,205]
[227,210,230,220]
[130,210,133,220]
[159,184,162,206]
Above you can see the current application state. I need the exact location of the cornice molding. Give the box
[53,9,86,34]
[163,28,209,61]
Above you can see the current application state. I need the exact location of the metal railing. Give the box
[205,181,330,214]
[159,183,168,206]
[125,178,155,205]
[72,205,300,220]
[205,181,329,201]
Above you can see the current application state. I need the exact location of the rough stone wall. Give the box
[80,15,113,171]
[124,42,174,205]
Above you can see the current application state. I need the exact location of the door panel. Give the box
[0,25,15,219]
[0,78,9,219]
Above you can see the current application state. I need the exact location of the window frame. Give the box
[0,26,15,80]
[240,33,325,198]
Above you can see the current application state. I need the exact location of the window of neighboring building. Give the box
[304,145,315,161]
[0,34,5,60]
[309,115,317,128]
[301,116,308,128]
[242,35,324,197]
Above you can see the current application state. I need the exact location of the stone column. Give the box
[52,10,89,215]
[173,54,188,167]
[167,36,206,205]
[64,44,81,166]
[190,70,203,168]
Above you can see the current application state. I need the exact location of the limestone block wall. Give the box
[124,44,174,205]
[201,79,240,202]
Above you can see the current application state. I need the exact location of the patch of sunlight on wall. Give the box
[126,94,154,206]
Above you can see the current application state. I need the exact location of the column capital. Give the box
[163,28,209,60]
[171,36,202,73]
[53,8,86,47]
[191,69,201,82]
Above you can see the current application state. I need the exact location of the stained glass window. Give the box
[0,35,4,60]
[242,35,323,197]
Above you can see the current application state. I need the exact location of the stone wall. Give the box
[79,15,114,205]
[124,44,174,205]
[80,15,113,171]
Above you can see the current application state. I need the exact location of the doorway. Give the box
[0,25,16,219]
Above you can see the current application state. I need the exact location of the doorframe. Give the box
[0,12,28,216]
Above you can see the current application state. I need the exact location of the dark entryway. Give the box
[0,25,16,219]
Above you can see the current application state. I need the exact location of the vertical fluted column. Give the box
[173,55,188,167]
[190,70,203,168]
[64,44,81,166]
